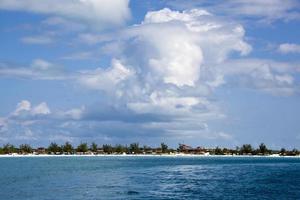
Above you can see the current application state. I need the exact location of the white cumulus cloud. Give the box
[67,8,249,137]
[12,100,51,117]
[78,59,133,91]
[13,100,31,116]
[31,102,51,115]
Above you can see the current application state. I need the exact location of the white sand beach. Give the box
[0,154,299,158]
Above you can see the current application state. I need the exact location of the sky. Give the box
[0,0,300,149]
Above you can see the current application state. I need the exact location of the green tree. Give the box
[178,144,185,152]
[62,142,74,154]
[214,147,223,155]
[103,144,113,154]
[280,148,286,156]
[222,148,230,155]
[47,142,61,154]
[240,144,253,155]
[115,144,126,154]
[161,143,168,153]
[77,143,88,153]
[143,145,151,153]
[129,143,140,154]
[292,148,299,156]
[3,143,17,154]
[258,143,268,155]
[90,142,98,152]
[0,147,3,154]
[19,144,33,154]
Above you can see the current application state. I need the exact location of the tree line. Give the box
[0,142,299,156]
[0,142,170,155]
[212,143,299,156]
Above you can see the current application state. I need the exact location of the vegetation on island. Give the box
[0,142,299,156]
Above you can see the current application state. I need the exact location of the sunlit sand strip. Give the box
[0,153,299,158]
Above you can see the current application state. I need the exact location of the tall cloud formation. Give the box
[71,8,252,139]
[0,0,130,27]
[85,8,250,89]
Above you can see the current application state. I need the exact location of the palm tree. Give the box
[240,144,253,155]
[90,142,98,152]
[47,142,61,154]
[62,142,74,154]
[258,143,268,155]
[292,148,299,156]
[161,143,168,153]
[115,144,126,154]
[103,144,113,154]
[76,143,88,153]
[3,143,17,154]
[280,148,286,156]
[178,144,185,152]
[19,144,33,154]
[129,143,140,154]
[214,146,223,155]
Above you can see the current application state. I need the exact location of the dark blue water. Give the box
[0,156,300,200]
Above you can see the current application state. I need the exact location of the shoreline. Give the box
[0,154,299,158]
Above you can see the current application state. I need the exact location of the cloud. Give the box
[77,33,115,45]
[214,58,299,96]
[0,100,171,144]
[0,0,131,27]
[41,17,86,32]
[31,59,53,70]
[31,102,51,115]
[116,7,250,89]
[61,51,96,60]
[278,43,300,54]
[1,8,299,145]
[0,118,8,133]
[20,17,89,46]
[78,59,133,91]
[12,100,51,117]
[21,35,54,44]
[166,0,300,23]
[66,8,245,140]
[13,100,31,116]
[218,0,299,22]
[61,8,250,136]
[0,59,69,80]
[61,107,85,120]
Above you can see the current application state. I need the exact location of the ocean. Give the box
[0,156,299,199]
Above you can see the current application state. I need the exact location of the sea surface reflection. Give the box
[0,156,299,199]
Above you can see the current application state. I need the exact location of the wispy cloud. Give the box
[213,58,299,96]
[0,0,131,27]
[21,35,54,44]
[0,59,68,80]
[166,0,300,23]
[61,51,96,60]
[278,43,300,54]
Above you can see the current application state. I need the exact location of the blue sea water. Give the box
[0,156,300,200]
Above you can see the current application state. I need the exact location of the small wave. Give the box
[127,190,139,195]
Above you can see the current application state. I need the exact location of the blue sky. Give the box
[0,0,300,149]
